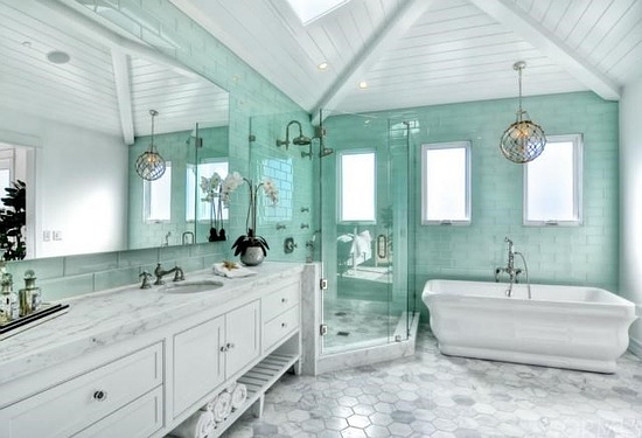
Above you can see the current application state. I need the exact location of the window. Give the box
[524,134,582,225]
[143,162,172,222]
[186,160,229,222]
[421,141,471,225]
[339,151,375,222]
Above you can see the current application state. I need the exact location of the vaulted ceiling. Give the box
[171,0,641,117]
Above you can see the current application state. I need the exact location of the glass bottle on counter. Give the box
[19,270,41,316]
[0,272,18,321]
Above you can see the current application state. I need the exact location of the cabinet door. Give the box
[225,300,259,379]
[173,315,224,417]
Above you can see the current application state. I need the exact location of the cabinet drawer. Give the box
[0,343,163,438]
[262,281,300,322]
[263,304,299,353]
[73,387,163,438]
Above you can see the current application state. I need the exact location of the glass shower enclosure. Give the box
[316,110,415,355]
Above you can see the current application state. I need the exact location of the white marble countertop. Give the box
[0,262,304,386]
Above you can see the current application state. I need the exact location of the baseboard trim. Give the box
[629,336,642,359]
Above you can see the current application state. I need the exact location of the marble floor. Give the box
[323,298,401,352]
[224,330,642,438]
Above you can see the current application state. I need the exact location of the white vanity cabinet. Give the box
[172,300,259,417]
[0,263,304,438]
[262,280,300,353]
[0,343,164,438]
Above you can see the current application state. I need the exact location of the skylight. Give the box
[285,0,350,25]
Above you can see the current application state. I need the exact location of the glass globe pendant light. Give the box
[499,61,546,164]
[135,109,166,181]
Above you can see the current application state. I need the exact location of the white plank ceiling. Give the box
[171,0,641,116]
[0,0,228,145]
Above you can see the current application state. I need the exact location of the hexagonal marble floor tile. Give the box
[221,330,642,437]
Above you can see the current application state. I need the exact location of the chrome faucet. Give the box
[495,237,522,296]
[181,231,195,245]
[153,263,184,285]
[139,271,153,289]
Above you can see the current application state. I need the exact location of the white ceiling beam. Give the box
[310,0,435,124]
[38,0,202,81]
[111,49,135,145]
[468,0,620,101]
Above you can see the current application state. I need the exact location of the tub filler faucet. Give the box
[495,237,532,299]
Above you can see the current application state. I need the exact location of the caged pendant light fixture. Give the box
[135,109,166,181]
[499,61,546,164]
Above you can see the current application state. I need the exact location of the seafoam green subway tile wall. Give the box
[325,92,618,313]
[402,92,618,300]
[248,112,315,262]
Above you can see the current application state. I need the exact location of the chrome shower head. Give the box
[293,135,311,146]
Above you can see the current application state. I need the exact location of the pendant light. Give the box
[499,61,546,164]
[135,109,166,181]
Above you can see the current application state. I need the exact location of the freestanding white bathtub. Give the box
[422,280,637,373]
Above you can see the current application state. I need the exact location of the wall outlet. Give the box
[53,231,62,241]
[43,230,51,242]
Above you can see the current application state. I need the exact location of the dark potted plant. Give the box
[0,180,26,261]
[224,173,278,266]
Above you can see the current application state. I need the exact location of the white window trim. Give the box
[337,149,377,224]
[523,133,583,227]
[421,141,472,226]
[143,162,172,224]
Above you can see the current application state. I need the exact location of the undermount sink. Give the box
[159,280,224,294]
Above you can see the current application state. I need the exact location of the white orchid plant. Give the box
[214,172,278,257]
[200,172,226,241]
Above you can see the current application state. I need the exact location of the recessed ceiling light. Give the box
[358,81,368,90]
[21,41,32,48]
[317,61,329,71]
[46,50,70,64]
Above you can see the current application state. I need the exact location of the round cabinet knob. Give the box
[281,298,288,303]
[93,390,107,402]
[220,345,228,352]
[281,322,287,328]
[226,342,235,349]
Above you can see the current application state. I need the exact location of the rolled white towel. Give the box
[212,390,232,423]
[200,395,218,413]
[230,383,247,411]
[172,410,215,438]
[225,382,237,394]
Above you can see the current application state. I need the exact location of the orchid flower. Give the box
[262,178,279,204]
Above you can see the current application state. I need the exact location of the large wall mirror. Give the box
[0,0,229,260]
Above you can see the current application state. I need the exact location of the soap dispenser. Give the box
[19,270,41,317]
[0,272,18,321]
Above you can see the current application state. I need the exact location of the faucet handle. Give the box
[173,267,184,282]
[139,271,153,289]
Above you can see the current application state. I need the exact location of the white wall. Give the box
[0,107,128,258]
[619,76,642,354]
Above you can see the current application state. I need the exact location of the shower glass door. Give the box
[318,110,411,355]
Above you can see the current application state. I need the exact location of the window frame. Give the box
[143,161,172,223]
[337,149,377,224]
[523,133,583,227]
[186,158,229,223]
[421,141,472,226]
